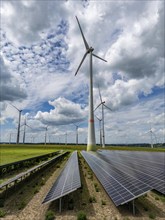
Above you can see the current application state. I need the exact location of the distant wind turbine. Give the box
[10,103,22,144]
[75,16,107,151]
[49,130,58,144]
[73,124,79,146]
[22,117,32,144]
[8,132,16,144]
[149,128,154,148]
[45,126,48,145]
[146,126,157,148]
[65,132,67,146]
[31,134,36,144]
[94,86,112,147]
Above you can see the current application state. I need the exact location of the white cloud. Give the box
[0,56,27,102]
[105,1,164,81]
[35,97,87,126]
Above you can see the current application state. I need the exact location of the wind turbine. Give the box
[94,86,112,147]
[147,127,158,148]
[65,132,67,146]
[9,132,12,144]
[49,130,58,144]
[31,134,36,144]
[10,103,22,144]
[45,126,48,145]
[149,128,154,148]
[73,124,79,146]
[95,115,102,147]
[75,16,107,151]
[22,117,32,144]
[8,132,16,144]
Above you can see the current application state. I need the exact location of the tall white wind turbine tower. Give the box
[95,115,102,147]
[149,128,154,148]
[22,117,32,144]
[148,122,156,148]
[45,126,48,145]
[23,117,27,144]
[65,132,67,146]
[73,124,79,146]
[10,103,22,144]
[148,125,157,148]
[95,86,112,147]
[75,16,107,151]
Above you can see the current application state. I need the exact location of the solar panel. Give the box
[42,151,81,204]
[81,151,152,206]
[98,150,165,195]
[0,152,68,190]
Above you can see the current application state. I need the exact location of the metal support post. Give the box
[59,198,62,212]
[132,200,135,215]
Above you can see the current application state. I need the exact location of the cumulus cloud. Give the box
[0,56,27,101]
[35,97,87,126]
[106,2,164,81]
[103,92,164,144]
[0,0,68,45]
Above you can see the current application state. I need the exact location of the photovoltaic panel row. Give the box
[108,150,165,169]
[98,150,164,178]
[98,150,165,184]
[81,151,151,206]
[98,150,165,195]
[0,152,68,190]
[43,151,81,204]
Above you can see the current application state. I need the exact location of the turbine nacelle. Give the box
[88,47,94,53]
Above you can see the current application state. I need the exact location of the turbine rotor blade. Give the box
[98,85,102,102]
[92,53,107,62]
[103,104,112,111]
[94,102,102,111]
[95,114,102,121]
[26,124,32,129]
[9,103,20,112]
[75,51,88,75]
[76,16,89,50]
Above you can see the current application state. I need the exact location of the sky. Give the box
[0,0,164,145]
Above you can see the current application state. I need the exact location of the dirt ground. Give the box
[0,154,165,220]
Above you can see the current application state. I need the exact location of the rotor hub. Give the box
[87,47,94,53]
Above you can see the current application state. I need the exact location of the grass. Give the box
[0,144,59,165]
[89,196,96,203]
[0,209,6,217]
[17,201,26,210]
[77,211,87,220]
[101,200,106,205]
[45,210,55,220]
[149,213,156,219]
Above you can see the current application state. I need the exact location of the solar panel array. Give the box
[0,152,68,190]
[43,151,81,204]
[98,150,165,195]
[0,151,59,174]
[81,150,165,206]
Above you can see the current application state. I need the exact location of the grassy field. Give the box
[0,144,164,165]
[0,144,59,165]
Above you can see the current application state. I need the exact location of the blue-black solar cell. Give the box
[0,153,67,190]
[81,151,152,206]
[98,150,165,195]
[43,151,81,204]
